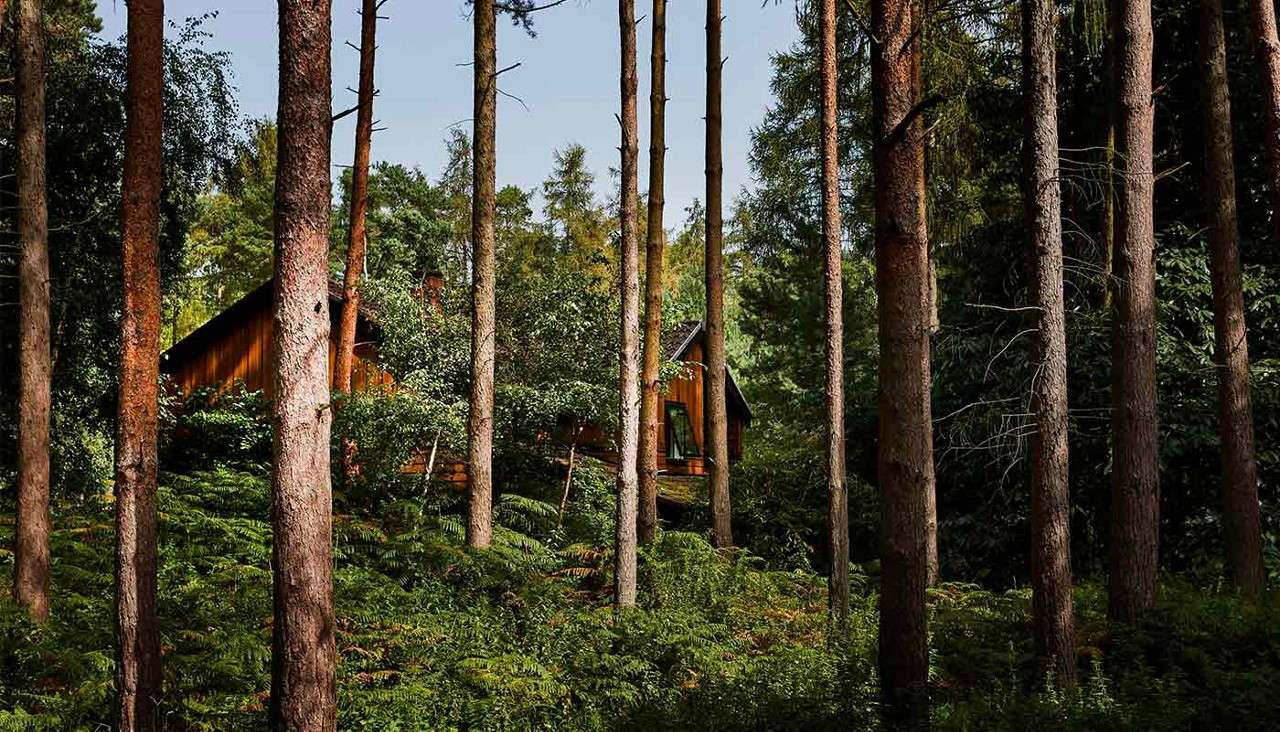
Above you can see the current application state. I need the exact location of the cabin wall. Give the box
[165,302,392,397]
[657,342,706,475]
[579,341,744,477]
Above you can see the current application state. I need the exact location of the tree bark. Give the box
[637,0,667,547]
[705,0,732,549]
[872,0,933,717]
[921,32,938,588]
[1101,7,1117,310]
[1108,0,1159,623]
[557,440,576,527]
[270,1,336,728]
[1200,0,1265,595]
[1247,0,1280,240]
[116,0,164,725]
[615,0,641,609]
[335,0,378,395]
[13,0,50,623]
[819,0,848,620]
[468,0,497,549]
[1022,0,1078,687]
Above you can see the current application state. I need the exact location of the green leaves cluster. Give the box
[4,469,1280,728]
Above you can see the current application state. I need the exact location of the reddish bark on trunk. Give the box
[1199,0,1265,594]
[637,0,667,547]
[705,0,732,549]
[468,0,498,549]
[116,0,165,725]
[269,1,336,728]
[615,0,641,609]
[872,0,934,717]
[13,0,51,623]
[1022,0,1078,686]
[335,0,379,396]
[1108,0,1160,623]
[819,0,848,620]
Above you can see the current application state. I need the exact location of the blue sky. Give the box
[94,1,803,228]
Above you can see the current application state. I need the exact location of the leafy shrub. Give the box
[3,468,1279,729]
[160,384,271,472]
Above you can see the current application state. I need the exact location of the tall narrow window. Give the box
[665,401,700,460]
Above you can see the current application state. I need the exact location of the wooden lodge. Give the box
[161,279,394,397]
[161,280,752,480]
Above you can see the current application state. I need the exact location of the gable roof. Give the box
[662,320,704,361]
[663,320,753,423]
[162,278,376,370]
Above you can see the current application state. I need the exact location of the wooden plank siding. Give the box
[162,288,748,490]
[578,339,747,477]
[163,288,391,398]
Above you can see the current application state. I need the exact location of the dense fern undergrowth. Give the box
[0,468,1277,730]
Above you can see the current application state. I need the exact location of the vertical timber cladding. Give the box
[658,341,707,476]
[163,284,391,398]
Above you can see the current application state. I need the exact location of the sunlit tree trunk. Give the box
[705,0,732,549]
[269,1,336,728]
[872,0,933,718]
[1199,0,1265,594]
[116,0,164,726]
[615,0,641,609]
[920,31,939,586]
[819,0,848,620]
[1022,0,1078,687]
[335,0,379,395]
[468,0,498,548]
[1108,0,1159,624]
[638,0,667,547]
[1247,0,1280,239]
[13,0,50,624]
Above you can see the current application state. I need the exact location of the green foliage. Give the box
[331,387,466,504]
[4,470,1279,728]
[178,119,277,337]
[0,12,238,500]
[160,385,272,472]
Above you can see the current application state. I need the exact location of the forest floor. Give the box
[1,468,1278,730]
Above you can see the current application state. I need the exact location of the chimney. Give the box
[413,269,445,313]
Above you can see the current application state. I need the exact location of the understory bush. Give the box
[0,468,1277,730]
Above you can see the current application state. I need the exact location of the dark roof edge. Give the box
[666,320,753,422]
[161,278,362,370]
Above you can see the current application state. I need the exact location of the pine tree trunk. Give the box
[615,0,641,609]
[705,0,733,549]
[1101,5,1117,310]
[468,0,498,549]
[1200,0,1265,594]
[819,0,848,620]
[872,0,933,717]
[915,0,940,590]
[637,0,667,547]
[1022,0,1078,686]
[1248,0,1280,239]
[1108,0,1159,623]
[13,0,51,623]
[335,0,378,395]
[269,1,336,728]
[116,0,164,725]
